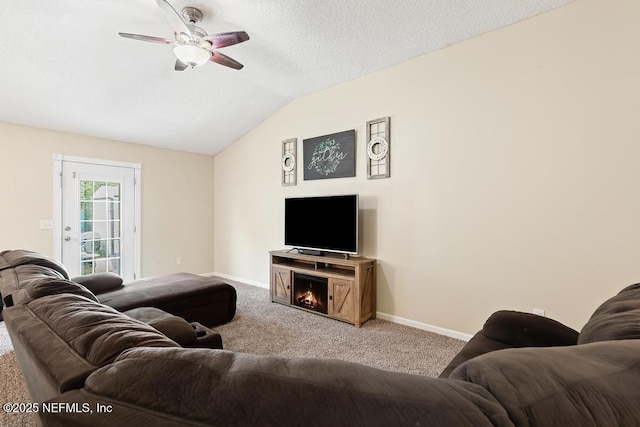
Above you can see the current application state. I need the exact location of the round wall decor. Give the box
[367,136,388,161]
[281,152,296,172]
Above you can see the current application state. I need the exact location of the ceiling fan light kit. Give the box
[173,45,211,68]
[119,0,249,71]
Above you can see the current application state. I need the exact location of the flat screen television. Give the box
[284,194,358,255]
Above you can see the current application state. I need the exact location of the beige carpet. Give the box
[216,280,466,377]
[0,280,465,426]
[0,321,13,355]
[0,352,36,427]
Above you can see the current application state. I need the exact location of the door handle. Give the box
[64,236,71,241]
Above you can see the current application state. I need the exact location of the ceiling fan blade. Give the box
[155,0,192,39]
[119,32,174,45]
[175,59,188,71]
[210,51,244,70]
[203,31,250,49]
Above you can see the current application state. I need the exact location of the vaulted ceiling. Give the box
[0,0,572,155]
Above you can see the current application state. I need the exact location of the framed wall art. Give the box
[366,117,390,179]
[281,138,297,186]
[303,129,355,181]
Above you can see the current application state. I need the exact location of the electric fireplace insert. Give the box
[293,273,328,314]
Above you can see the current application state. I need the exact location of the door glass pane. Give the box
[79,180,121,275]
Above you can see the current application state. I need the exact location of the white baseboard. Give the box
[205,272,472,342]
[376,312,472,342]
[207,272,269,289]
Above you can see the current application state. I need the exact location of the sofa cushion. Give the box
[71,272,124,295]
[578,283,640,344]
[5,277,98,308]
[3,294,179,403]
[450,340,640,426]
[0,264,70,319]
[0,264,67,298]
[81,347,513,427]
[0,249,69,278]
[26,294,180,366]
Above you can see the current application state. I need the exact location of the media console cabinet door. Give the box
[329,278,355,323]
[272,266,292,304]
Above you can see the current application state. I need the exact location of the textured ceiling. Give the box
[0,0,572,155]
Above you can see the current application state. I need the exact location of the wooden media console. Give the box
[270,250,376,327]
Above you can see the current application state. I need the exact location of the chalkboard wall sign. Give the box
[303,129,356,180]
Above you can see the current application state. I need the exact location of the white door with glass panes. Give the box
[55,156,140,281]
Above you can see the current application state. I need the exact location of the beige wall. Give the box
[0,123,215,276]
[214,0,640,334]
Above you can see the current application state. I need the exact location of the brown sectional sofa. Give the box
[0,249,234,349]
[2,249,640,426]
[0,249,237,327]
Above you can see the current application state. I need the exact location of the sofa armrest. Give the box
[439,310,579,379]
[483,310,579,348]
[147,317,197,346]
[123,307,197,346]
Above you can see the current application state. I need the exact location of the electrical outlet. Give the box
[533,308,546,317]
[176,257,182,265]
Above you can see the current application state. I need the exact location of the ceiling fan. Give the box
[119,0,249,71]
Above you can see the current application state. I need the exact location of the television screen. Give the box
[285,195,358,255]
